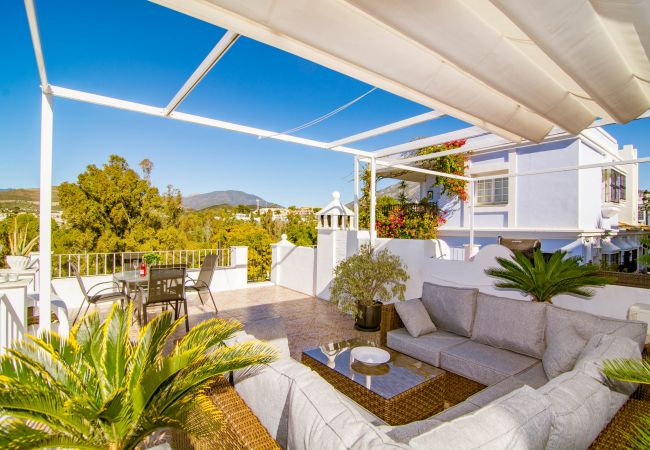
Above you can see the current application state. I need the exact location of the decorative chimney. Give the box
[316,191,356,230]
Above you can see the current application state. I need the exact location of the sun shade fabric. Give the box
[153,0,650,143]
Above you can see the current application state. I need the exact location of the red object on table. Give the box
[140,261,146,277]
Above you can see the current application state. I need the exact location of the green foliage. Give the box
[0,302,278,450]
[330,244,409,318]
[57,155,184,253]
[142,252,162,266]
[601,358,650,448]
[5,214,39,256]
[485,249,611,303]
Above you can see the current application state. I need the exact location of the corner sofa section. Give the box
[383,282,646,449]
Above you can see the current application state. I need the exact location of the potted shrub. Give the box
[5,215,38,271]
[485,249,610,303]
[0,302,277,449]
[143,252,162,267]
[331,244,408,331]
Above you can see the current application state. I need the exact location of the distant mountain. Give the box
[183,190,281,210]
[0,187,59,203]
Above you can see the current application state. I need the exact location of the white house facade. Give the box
[384,128,647,270]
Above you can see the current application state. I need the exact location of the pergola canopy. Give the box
[152,0,650,143]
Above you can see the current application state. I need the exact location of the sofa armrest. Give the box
[380,302,407,346]
[171,376,280,450]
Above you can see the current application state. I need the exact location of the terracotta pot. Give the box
[354,302,382,332]
[6,255,29,271]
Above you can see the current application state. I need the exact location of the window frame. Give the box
[475,176,509,206]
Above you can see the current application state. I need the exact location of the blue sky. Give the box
[2,1,650,207]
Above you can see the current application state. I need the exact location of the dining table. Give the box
[113,270,149,299]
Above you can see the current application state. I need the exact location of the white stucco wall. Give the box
[516,140,580,228]
[271,238,317,296]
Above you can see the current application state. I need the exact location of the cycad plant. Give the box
[0,302,277,449]
[485,249,610,303]
[602,358,650,448]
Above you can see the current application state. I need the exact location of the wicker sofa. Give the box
[174,287,650,449]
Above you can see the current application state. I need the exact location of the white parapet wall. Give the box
[52,246,249,311]
[271,235,317,296]
[274,229,650,320]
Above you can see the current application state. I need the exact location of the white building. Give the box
[380,128,647,269]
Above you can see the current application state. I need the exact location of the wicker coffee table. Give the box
[302,338,448,425]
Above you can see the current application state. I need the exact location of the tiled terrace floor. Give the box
[79,284,380,359]
[186,284,381,359]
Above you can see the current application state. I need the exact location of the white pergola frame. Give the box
[23,0,650,332]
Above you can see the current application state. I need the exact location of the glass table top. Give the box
[302,338,444,399]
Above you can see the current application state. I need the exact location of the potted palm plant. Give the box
[330,244,408,331]
[0,302,277,449]
[5,215,38,271]
[485,249,610,303]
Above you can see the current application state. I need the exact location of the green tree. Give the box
[57,155,183,252]
[0,302,277,449]
[485,249,611,303]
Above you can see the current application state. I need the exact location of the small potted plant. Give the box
[6,215,38,271]
[143,252,162,267]
[330,244,409,331]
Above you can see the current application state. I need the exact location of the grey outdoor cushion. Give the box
[513,362,549,389]
[387,328,467,366]
[440,340,538,386]
[466,376,526,407]
[234,357,311,447]
[472,293,547,358]
[409,386,552,450]
[286,366,407,449]
[382,401,481,444]
[538,370,612,450]
[421,282,478,337]
[394,298,437,337]
[543,305,647,379]
[574,333,641,396]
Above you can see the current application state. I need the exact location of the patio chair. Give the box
[138,264,190,332]
[71,262,128,325]
[185,253,218,313]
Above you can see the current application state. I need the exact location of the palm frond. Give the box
[602,358,650,384]
[485,249,611,303]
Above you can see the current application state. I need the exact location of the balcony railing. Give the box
[52,248,230,278]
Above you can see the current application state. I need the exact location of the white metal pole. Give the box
[38,93,53,333]
[468,180,475,259]
[370,157,377,245]
[353,156,359,230]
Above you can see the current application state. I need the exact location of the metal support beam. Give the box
[474,156,650,181]
[353,156,359,230]
[370,158,377,245]
[24,0,50,93]
[381,111,650,167]
[468,180,475,260]
[163,31,239,115]
[49,85,374,158]
[38,93,53,333]
[327,111,444,148]
[374,126,488,158]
